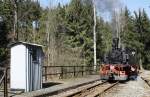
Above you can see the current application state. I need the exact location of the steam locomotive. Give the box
[100,38,139,81]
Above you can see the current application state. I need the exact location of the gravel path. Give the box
[102,76,150,97]
[141,70,150,80]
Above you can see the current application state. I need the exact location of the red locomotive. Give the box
[100,38,139,81]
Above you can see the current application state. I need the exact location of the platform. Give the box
[13,75,100,97]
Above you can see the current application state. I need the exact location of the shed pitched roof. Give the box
[8,41,43,48]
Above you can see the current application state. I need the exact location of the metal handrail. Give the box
[0,73,5,86]
[0,67,8,97]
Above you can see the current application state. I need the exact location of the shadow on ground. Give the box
[42,82,62,88]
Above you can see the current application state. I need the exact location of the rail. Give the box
[50,81,119,97]
[141,77,150,87]
[43,65,100,81]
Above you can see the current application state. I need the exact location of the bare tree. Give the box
[46,0,57,66]
[11,0,18,41]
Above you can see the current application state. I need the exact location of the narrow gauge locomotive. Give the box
[100,38,139,81]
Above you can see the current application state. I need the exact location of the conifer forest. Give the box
[0,0,150,70]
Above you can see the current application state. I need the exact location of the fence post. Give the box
[61,66,63,79]
[73,66,76,77]
[4,68,8,97]
[89,66,92,75]
[45,67,47,81]
[96,65,99,74]
[82,66,84,76]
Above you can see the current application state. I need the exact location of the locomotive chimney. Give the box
[112,38,119,50]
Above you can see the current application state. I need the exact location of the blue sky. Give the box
[39,0,70,8]
[123,0,150,16]
[39,0,150,17]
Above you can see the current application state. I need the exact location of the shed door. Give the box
[28,47,41,91]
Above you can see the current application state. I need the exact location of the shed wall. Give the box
[10,44,26,90]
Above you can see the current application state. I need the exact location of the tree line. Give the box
[0,0,150,69]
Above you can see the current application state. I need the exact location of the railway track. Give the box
[141,77,150,87]
[50,81,119,97]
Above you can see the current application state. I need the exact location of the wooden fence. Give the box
[43,65,100,81]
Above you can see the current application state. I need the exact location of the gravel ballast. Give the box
[103,74,150,97]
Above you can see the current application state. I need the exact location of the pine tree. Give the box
[134,9,150,68]
[0,0,13,63]
[17,0,42,42]
[122,7,143,52]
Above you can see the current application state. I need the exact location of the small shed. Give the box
[10,42,44,92]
